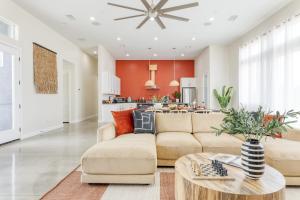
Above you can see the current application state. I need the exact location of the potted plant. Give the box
[172,91,181,103]
[213,106,300,179]
[213,86,233,110]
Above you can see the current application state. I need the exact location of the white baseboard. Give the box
[70,114,98,124]
[21,124,64,140]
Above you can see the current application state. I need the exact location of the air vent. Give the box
[228,15,238,22]
[91,21,101,26]
[204,22,212,26]
[65,14,76,21]
[78,38,86,42]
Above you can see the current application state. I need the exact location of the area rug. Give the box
[41,168,175,200]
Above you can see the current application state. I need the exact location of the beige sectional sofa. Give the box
[81,112,300,185]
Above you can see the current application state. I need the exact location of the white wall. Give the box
[195,47,210,105]
[195,45,230,109]
[227,0,300,108]
[98,45,116,122]
[0,0,98,139]
[209,45,230,109]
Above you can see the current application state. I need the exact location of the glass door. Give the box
[0,43,20,144]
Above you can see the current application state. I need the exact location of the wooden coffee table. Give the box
[175,153,286,200]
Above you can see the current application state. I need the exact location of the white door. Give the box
[63,72,70,123]
[0,43,20,144]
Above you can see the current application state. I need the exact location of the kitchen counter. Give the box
[102,102,137,105]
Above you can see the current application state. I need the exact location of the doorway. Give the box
[62,60,74,123]
[0,42,20,144]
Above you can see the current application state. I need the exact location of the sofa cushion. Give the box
[194,133,243,155]
[156,113,192,133]
[81,134,156,175]
[264,138,300,176]
[192,113,224,133]
[156,132,202,160]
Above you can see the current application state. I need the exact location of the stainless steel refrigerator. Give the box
[181,87,197,105]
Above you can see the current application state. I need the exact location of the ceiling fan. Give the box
[107,0,199,29]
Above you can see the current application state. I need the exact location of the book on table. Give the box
[209,154,242,169]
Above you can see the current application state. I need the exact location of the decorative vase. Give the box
[241,139,265,179]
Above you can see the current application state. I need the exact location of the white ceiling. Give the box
[13,0,292,60]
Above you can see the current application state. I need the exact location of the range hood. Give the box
[145,64,160,90]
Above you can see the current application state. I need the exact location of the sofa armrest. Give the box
[283,127,300,142]
[97,123,116,143]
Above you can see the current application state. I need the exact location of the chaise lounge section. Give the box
[81,123,157,184]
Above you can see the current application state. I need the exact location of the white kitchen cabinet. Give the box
[180,78,197,87]
[102,72,121,95]
[101,103,137,122]
[115,77,120,95]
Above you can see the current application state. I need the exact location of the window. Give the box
[239,15,300,126]
[0,51,3,67]
[0,16,18,40]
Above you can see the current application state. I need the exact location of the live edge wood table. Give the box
[175,153,286,200]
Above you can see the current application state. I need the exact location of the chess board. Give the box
[189,159,235,180]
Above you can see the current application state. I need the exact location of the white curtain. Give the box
[239,16,300,115]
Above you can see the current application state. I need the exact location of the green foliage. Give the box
[213,106,300,141]
[213,86,233,109]
[151,95,159,103]
[172,91,181,99]
[160,96,169,104]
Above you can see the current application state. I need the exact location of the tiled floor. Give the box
[0,118,299,200]
[0,118,98,200]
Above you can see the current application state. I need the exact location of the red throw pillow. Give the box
[264,114,283,138]
[111,109,135,137]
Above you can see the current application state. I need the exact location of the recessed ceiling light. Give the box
[117,37,121,41]
[181,53,185,57]
[90,16,96,21]
[209,17,215,22]
[228,15,238,22]
[126,53,130,57]
[192,36,196,41]
[65,14,76,21]
[154,37,158,41]
[93,51,97,55]
[153,53,158,57]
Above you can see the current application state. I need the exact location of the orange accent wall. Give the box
[116,60,195,100]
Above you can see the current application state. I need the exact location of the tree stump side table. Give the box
[175,153,286,200]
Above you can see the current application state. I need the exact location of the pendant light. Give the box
[169,49,180,87]
[145,56,155,87]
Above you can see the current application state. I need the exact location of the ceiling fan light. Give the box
[145,80,155,87]
[169,80,180,87]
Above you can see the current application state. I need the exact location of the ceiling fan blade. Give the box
[154,0,168,11]
[115,14,146,21]
[160,2,199,13]
[107,2,146,13]
[160,14,189,22]
[137,16,150,29]
[140,0,151,10]
[155,17,166,29]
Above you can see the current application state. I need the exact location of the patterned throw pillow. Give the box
[133,110,155,134]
